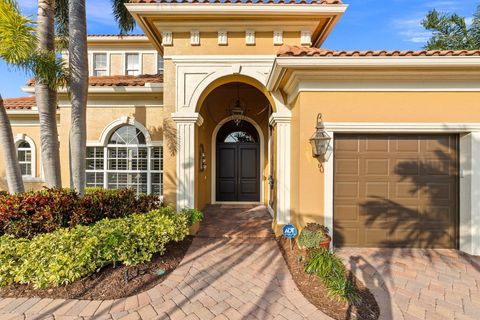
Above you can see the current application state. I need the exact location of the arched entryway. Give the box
[215,119,261,202]
[194,81,270,208]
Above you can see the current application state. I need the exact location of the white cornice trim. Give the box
[22,85,164,94]
[171,112,204,126]
[274,56,480,67]
[6,110,40,115]
[87,36,149,42]
[167,55,275,63]
[58,104,164,108]
[324,122,480,133]
[268,56,480,91]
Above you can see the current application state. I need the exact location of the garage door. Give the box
[333,134,458,248]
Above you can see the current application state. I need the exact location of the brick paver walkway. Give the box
[0,205,329,320]
[337,247,480,320]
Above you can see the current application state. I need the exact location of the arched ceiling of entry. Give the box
[195,74,277,113]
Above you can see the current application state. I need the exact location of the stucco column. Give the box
[270,113,292,225]
[171,112,203,210]
[460,132,480,256]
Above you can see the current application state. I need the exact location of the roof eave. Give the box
[126,3,348,51]
[267,55,480,91]
[22,85,164,94]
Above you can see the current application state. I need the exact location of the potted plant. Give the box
[297,223,331,253]
[183,208,204,235]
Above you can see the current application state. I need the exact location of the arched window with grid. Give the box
[86,124,163,196]
[17,141,33,176]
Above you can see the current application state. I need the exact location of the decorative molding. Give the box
[269,113,292,126]
[273,30,283,45]
[300,30,312,46]
[245,30,255,45]
[460,133,480,256]
[270,112,291,225]
[175,62,275,114]
[98,116,152,145]
[190,30,200,46]
[162,31,173,46]
[14,134,37,178]
[218,30,228,45]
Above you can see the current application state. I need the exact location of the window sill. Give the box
[22,177,44,183]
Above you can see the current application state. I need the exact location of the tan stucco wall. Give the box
[290,91,480,229]
[195,82,271,210]
[162,59,177,207]
[0,115,53,192]
[110,54,123,76]
[163,31,300,56]
[142,53,157,75]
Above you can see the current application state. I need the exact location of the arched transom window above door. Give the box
[217,120,259,143]
[86,124,163,196]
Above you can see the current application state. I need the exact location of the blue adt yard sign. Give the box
[282,224,297,239]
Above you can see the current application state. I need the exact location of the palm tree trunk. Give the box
[0,95,25,194]
[36,0,62,188]
[68,0,88,195]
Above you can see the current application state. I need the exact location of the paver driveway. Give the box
[337,247,480,320]
[0,205,330,320]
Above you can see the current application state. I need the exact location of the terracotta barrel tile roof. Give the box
[88,34,145,37]
[130,0,342,4]
[88,74,163,86]
[277,44,480,57]
[27,74,164,87]
[2,96,36,110]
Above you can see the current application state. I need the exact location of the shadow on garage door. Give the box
[333,134,459,249]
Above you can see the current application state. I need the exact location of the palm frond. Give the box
[0,0,37,65]
[55,0,70,51]
[0,0,69,90]
[111,0,136,34]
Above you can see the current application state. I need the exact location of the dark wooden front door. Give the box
[216,120,260,202]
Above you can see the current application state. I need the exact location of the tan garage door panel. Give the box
[334,134,458,248]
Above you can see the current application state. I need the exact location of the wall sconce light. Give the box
[309,113,331,162]
[199,144,207,171]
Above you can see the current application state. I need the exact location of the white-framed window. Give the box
[125,53,140,76]
[17,141,33,176]
[157,54,164,74]
[93,53,107,76]
[86,124,163,196]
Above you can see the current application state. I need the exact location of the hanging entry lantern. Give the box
[309,113,331,160]
[230,83,246,126]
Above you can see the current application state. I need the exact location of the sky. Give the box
[0,0,478,98]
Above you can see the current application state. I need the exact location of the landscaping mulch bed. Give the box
[277,237,380,320]
[0,236,194,300]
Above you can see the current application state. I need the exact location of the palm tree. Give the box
[0,96,24,194]
[68,0,88,195]
[0,0,68,194]
[53,0,136,195]
[36,0,62,188]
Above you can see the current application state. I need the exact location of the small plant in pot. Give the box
[297,223,331,252]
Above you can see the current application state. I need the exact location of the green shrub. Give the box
[0,207,188,289]
[0,188,163,238]
[182,208,204,226]
[305,249,359,304]
[297,223,329,249]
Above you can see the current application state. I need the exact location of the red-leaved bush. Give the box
[0,188,163,238]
